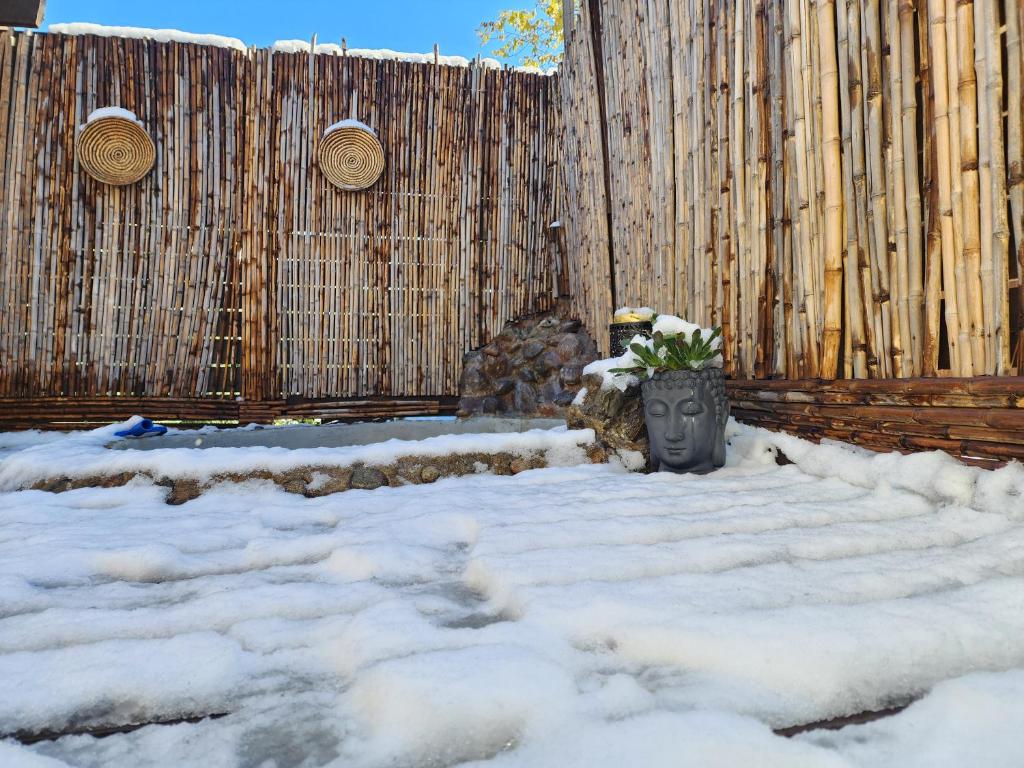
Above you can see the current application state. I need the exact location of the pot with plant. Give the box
[610,316,728,474]
[608,307,655,357]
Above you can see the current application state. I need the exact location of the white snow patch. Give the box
[613,306,656,321]
[0,417,596,489]
[83,106,142,126]
[799,669,1024,767]
[1,423,1023,765]
[48,23,246,51]
[323,118,376,138]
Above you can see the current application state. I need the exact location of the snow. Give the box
[271,40,505,70]
[798,670,1024,767]
[323,118,377,139]
[1,422,1023,766]
[48,23,246,52]
[582,343,642,390]
[44,25,554,74]
[83,106,142,126]
[271,39,347,56]
[612,306,656,321]
[0,416,596,489]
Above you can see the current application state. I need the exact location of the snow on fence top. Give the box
[48,22,247,51]
[46,23,555,73]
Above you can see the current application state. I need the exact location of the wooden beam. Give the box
[0,0,45,27]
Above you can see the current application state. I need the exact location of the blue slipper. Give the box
[115,419,168,438]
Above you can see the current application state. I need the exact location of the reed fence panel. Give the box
[0,30,562,415]
[562,0,1023,379]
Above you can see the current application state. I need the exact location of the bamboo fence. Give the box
[0,30,564,414]
[561,0,1024,379]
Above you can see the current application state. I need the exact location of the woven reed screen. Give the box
[0,31,562,405]
[561,0,1024,380]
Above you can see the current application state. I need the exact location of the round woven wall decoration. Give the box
[77,113,155,186]
[318,120,385,191]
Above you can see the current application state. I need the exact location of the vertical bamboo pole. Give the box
[927,0,965,375]
[816,0,844,379]
[954,0,984,373]
[979,0,1009,372]
[972,0,994,372]
[1007,0,1024,368]
[887,0,911,377]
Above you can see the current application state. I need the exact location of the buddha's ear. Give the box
[713,425,727,467]
[713,401,729,467]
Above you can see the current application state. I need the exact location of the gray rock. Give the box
[460,368,489,397]
[560,364,583,385]
[482,355,509,378]
[456,302,598,418]
[538,350,563,374]
[513,382,538,412]
[493,377,515,396]
[556,334,584,360]
[521,340,546,359]
[350,466,388,490]
[420,465,441,483]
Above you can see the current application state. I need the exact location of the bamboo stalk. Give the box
[815,0,844,379]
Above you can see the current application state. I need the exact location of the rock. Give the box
[460,367,489,396]
[456,397,483,417]
[31,476,73,493]
[166,479,203,505]
[534,350,563,376]
[498,336,522,354]
[513,382,538,413]
[350,466,388,490]
[420,465,441,483]
[509,457,531,474]
[456,301,599,418]
[521,340,546,359]
[565,373,649,469]
[304,470,351,497]
[556,334,584,360]
[554,390,576,406]
[493,377,515,396]
[560,364,583,385]
[482,355,509,379]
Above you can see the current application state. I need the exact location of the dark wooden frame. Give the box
[729,377,1024,468]
[0,0,45,27]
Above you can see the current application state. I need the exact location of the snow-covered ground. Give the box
[1,422,1023,767]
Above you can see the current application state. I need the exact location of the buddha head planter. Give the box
[641,368,729,474]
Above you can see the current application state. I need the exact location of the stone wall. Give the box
[457,304,598,417]
[29,445,608,504]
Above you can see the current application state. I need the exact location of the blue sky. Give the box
[42,0,518,61]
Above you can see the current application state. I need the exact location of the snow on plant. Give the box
[610,314,723,378]
[612,306,656,322]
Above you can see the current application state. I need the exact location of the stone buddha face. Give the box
[643,375,727,474]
